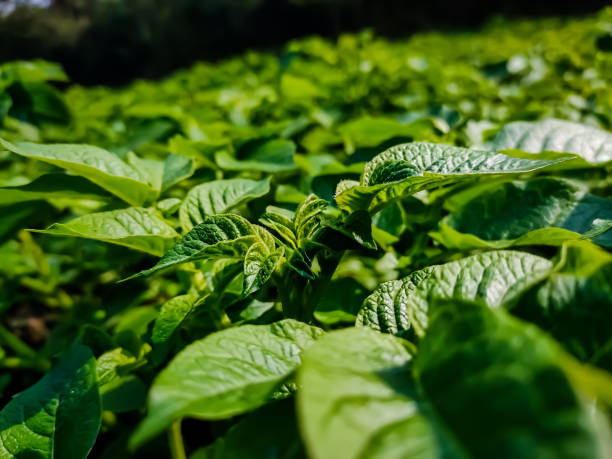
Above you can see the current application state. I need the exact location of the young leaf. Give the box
[130,214,258,278]
[431,178,612,249]
[179,177,270,231]
[294,194,328,244]
[335,141,571,212]
[0,343,101,459]
[130,320,324,449]
[259,206,297,248]
[490,119,612,164]
[32,207,178,256]
[0,138,157,206]
[243,242,284,297]
[358,250,552,337]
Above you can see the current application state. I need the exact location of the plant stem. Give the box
[0,324,51,371]
[0,323,37,359]
[168,419,187,459]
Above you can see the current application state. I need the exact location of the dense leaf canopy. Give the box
[1,8,612,459]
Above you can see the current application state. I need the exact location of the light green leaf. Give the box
[130,214,257,278]
[340,116,433,148]
[161,153,194,191]
[280,73,325,100]
[32,207,178,256]
[358,250,552,337]
[431,178,612,249]
[179,178,270,231]
[335,142,570,212]
[298,327,449,459]
[0,174,111,205]
[0,138,157,206]
[490,119,612,164]
[414,300,611,458]
[215,138,296,172]
[0,343,101,459]
[130,319,324,449]
[96,347,147,412]
[151,294,198,364]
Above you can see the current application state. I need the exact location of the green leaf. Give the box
[151,294,198,364]
[216,138,296,172]
[96,347,147,412]
[0,173,111,205]
[179,177,270,231]
[130,319,324,449]
[259,206,297,248]
[294,194,328,244]
[129,214,257,278]
[300,303,612,459]
[243,242,284,297]
[32,207,178,256]
[0,138,157,206]
[414,300,611,458]
[490,119,612,164]
[196,399,303,459]
[335,141,571,212]
[298,327,451,459]
[512,241,612,370]
[431,178,612,249]
[161,153,194,191]
[340,116,433,148]
[313,277,368,324]
[0,343,101,459]
[358,250,552,337]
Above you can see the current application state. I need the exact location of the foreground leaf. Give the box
[512,241,612,370]
[33,207,178,256]
[490,118,612,164]
[179,177,270,231]
[357,250,552,337]
[335,142,569,212]
[0,138,157,206]
[300,302,611,459]
[431,178,612,249]
[130,319,323,449]
[131,214,257,278]
[414,300,611,458]
[0,343,101,459]
[298,328,449,459]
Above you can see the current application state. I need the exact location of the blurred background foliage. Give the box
[0,0,610,85]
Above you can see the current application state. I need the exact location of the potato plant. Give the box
[1,8,612,459]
